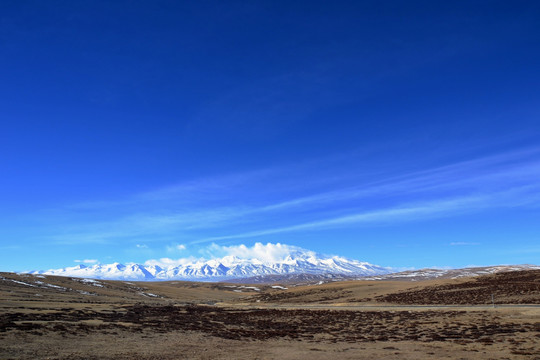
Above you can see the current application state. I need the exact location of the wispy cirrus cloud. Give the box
[196,181,540,244]
[193,194,494,243]
[43,146,540,246]
[258,146,540,213]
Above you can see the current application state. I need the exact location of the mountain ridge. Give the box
[30,250,391,281]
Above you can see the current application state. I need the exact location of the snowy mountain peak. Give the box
[31,243,391,281]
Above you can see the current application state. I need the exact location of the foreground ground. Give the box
[1,271,540,359]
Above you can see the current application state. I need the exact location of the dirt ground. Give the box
[1,271,540,359]
[1,305,539,359]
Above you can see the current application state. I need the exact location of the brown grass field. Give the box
[1,270,540,359]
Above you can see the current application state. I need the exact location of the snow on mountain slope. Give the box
[30,245,391,281]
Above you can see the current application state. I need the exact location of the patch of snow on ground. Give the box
[79,279,104,287]
[9,279,36,287]
[238,286,260,291]
[35,281,68,291]
[77,290,95,295]
[271,285,288,290]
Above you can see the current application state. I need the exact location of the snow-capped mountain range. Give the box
[30,250,391,281]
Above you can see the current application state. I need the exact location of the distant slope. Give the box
[228,273,356,284]
[375,269,540,304]
[0,272,254,306]
[361,264,540,281]
[4,268,540,307]
[231,264,540,285]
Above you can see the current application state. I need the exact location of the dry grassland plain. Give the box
[1,270,539,359]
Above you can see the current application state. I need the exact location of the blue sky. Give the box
[1,1,540,271]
